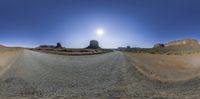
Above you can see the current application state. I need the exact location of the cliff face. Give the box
[165,39,199,47]
[154,39,200,48]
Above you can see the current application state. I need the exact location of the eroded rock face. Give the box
[153,39,199,48]
[165,39,199,47]
[87,40,100,49]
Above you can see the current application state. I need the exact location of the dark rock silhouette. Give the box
[154,43,165,48]
[127,46,131,49]
[37,42,63,49]
[55,42,63,48]
[87,40,101,49]
[38,45,55,49]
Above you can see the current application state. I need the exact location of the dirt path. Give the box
[0,50,129,98]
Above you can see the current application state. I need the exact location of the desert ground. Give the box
[1,47,200,98]
[126,52,200,81]
[0,46,22,76]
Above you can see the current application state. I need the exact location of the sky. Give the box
[1,0,200,48]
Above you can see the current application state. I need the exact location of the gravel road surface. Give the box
[0,50,200,98]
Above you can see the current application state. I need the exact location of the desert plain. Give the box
[0,44,200,99]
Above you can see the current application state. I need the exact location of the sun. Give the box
[96,28,104,37]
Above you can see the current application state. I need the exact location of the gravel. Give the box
[0,50,200,98]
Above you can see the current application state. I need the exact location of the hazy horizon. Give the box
[1,0,200,48]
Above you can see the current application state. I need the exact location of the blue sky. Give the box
[1,0,200,48]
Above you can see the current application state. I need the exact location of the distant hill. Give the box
[0,45,22,52]
[0,45,5,47]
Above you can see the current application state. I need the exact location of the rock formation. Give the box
[165,39,199,47]
[55,42,63,48]
[127,46,131,49]
[153,43,165,48]
[38,45,55,49]
[37,42,63,49]
[87,40,101,49]
[153,39,199,48]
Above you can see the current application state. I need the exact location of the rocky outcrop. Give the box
[127,46,131,49]
[38,45,55,49]
[37,42,63,49]
[87,40,101,49]
[55,42,63,48]
[153,43,165,48]
[153,39,199,48]
[165,39,199,47]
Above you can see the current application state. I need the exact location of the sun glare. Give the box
[96,29,104,37]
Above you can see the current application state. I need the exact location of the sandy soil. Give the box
[0,47,22,75]
[125,52,200,81]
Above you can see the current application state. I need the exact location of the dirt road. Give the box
[0,50,200,98]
